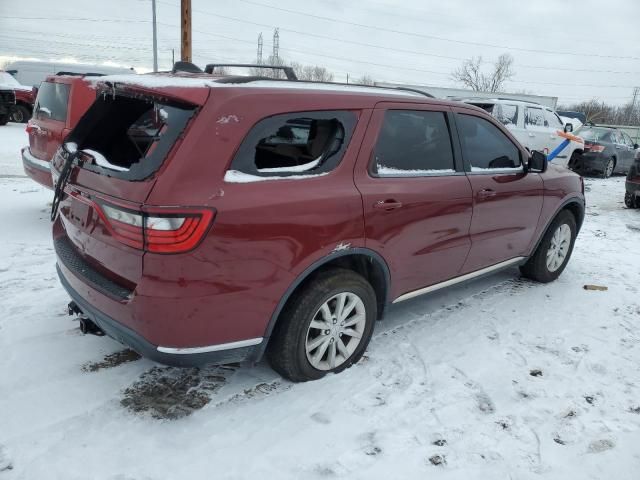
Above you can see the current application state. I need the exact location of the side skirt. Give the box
[393,256,527,304]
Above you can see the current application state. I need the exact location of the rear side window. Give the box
[372,110,455,176]
[525,107,547,127]
[457,114,521,171]
[67,92,196,180]
[34,82,70,122]
[228,111,356,178]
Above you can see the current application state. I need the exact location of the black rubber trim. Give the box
[57,264,258,367]
[54,236,133,301]
[254,247,391,362]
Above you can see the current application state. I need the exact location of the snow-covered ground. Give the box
[1,124,639,480]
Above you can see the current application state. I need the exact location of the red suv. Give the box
[22,75,96,188]
[51,72,585,382]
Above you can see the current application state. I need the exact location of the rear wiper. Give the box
[50,144,83,221]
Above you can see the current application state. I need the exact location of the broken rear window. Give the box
[229,111,357,178]
[67,91,196,180]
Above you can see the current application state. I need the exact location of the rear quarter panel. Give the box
[142,91,375,344]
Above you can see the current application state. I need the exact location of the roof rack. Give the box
[204,63,298,80]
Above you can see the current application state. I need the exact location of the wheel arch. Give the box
[255,248,391,361]
[529,196,585,257]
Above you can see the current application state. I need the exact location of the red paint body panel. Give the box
[51,79,585,359]
[25,76,96,189]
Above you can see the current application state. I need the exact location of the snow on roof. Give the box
[87,74,425,98]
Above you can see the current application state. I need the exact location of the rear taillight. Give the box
[585,143,605,153]
[84,197,214,253]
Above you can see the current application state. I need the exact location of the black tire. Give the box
[10,104,31,123]
[568,151,582,173]
[602,157,615,178]
[0,114,9,126]
[625,192,639,209]
[520,210,577,283]
[267,268,377,382]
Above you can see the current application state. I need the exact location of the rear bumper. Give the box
[626,179,640,196]
[573,152,608,173]
[56,262,263,367]
[22,146,53,189]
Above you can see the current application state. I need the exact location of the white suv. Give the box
[462,98,584,168]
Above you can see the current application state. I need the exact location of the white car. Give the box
[462,98,584,168]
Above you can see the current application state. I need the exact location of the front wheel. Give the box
[625,192,639,209]
[267,269,377,382]
[10,105,30,123]
[520,210,577,283]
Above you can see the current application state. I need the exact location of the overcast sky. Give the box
[1,0,639,105]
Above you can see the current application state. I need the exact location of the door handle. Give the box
[477,189,497,200]
[374,199,403,211]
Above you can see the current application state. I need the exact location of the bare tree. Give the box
[557,98,640,126]
[290,62,334,82]
[452,53,515,92]
[355,75,374,85]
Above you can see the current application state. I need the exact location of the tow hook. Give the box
[68,301,105,336]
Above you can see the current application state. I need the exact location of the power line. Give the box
[216,0,640,61]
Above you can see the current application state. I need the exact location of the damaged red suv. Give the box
[51,69,585,382]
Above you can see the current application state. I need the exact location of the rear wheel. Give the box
[602,157,615,178]
[10,105,30,123]
[569,151,582,173]
[0,114,8,126]
[520,210,577,283]
[267,268,377,382]
[625,192,639,209]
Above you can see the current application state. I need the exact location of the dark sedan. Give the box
[571,125,638,178]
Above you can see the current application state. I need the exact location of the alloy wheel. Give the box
[546,224,572,272]
[305,292,366,371]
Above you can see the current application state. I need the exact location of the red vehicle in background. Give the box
[22,75,97,189]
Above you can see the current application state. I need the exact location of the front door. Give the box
[524,105,549,153]
[354,104,473,300]
[452,110,544,273]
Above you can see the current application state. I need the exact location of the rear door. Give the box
[30,80,70,161]
[618,131,636,172]
[354,103,473,300]
[452,108,544,273]
[523,105,548,153]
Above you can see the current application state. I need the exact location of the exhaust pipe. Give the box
[78,317,105,336]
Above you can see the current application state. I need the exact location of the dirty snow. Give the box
[1,124,640,479]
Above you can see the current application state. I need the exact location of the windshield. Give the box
[577,127,613,142]
[0,71,21,87]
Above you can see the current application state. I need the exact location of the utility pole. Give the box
[628,87,639,125]
[272,28,279,61]
[181,0,192,62]
[151,0,158,71]
[257,33,263,64]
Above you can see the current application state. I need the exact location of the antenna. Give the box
[272,28,279,60]
[257,33,263,64]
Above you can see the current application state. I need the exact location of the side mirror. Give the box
[564,123,573,133]
[528,150,547,173]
